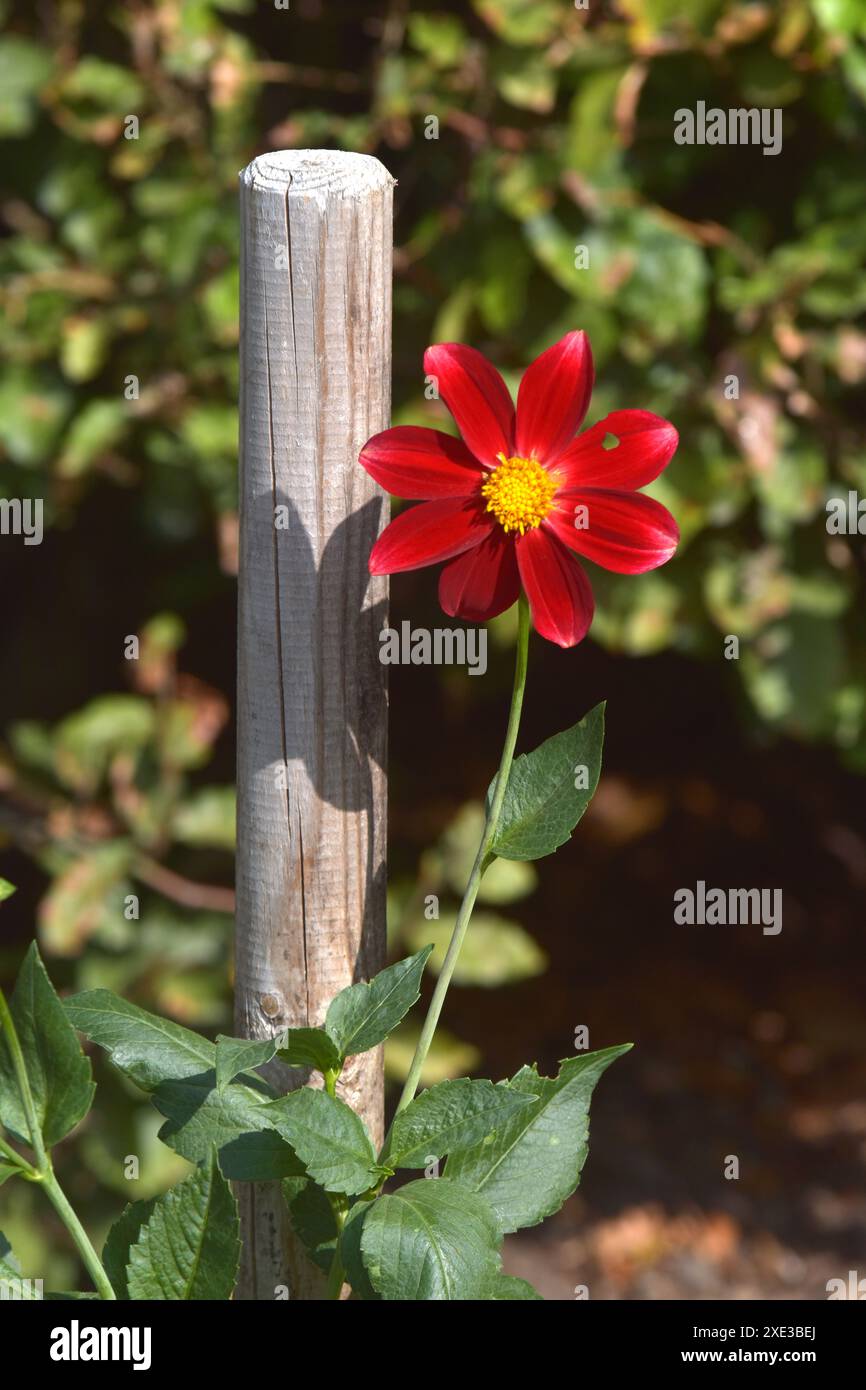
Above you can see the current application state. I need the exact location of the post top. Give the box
[240,149,395,198]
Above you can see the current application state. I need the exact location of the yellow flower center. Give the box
[481,453,557,535]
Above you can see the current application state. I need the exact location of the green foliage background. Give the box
[1,0,865,1282]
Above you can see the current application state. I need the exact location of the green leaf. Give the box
[266,1088,380,1196]
[276,1027,341,1075]
[325,948,432,1061]
[491,1273,543,1300]
[340,1198,380,1300]
[152,1075,302,1180]
[215,1034,278,1092]
[65,989,215,1090]
[126,1151,240,1300]
[103,1197,158,1299]
[361,1178,502,1301]
[0,880,16,903]
[282,1177,338,1272]
[0,1162,18,1187]
[0,943,94,1148]
[385,1079,537,1169]
[445,1046,631,1233]
[488,704,604,861]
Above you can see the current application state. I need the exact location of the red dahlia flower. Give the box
[360,332,680,647]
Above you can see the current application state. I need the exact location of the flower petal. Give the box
[546,488,679,574]
[439,529,520,622]
[424,343,515,466]
[555,410,679,490]
[359,426,483,499]
[369,497,493,575]
[515,527,595,648]
[515,330,594,464]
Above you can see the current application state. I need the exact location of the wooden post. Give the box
[235,150,394,1299]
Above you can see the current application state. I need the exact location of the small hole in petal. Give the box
[602,432,620,450]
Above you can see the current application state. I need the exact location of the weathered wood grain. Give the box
[236,150,393,1299]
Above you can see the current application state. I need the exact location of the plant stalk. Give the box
[0,982,115,1299]
[388,593,531,1128]
[42,1169,117,1301]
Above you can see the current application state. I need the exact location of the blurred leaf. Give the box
[39,841,133,957]
[54,696,155,793]
[405,910,546,987]
[58,400,127,478]
[172,786,236,850]
[0,37,53,135]
[494,52,556,112]
[407,14,468,67]
[434,802,538,904]
[472,0,562,46]
[385,1024,481,1086]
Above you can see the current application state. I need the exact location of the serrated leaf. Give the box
[385,1079,537,1169]
[276,1028,341,1074]
[65,989,216,1090]
[126,1151,240,1300]
[487,704,604,861]
[0,943,94,1148]
[361,1178,502,1301]
[325,948,432,1061]
[445,1045,631,1233]
[215,1034,278,1092]
[266,1088,380,1197]
[103,1197,157,1299]
[152,1074,302,1180]
[491,1273,543,1299]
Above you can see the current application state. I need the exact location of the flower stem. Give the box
[325,1194,348,1300]
[0,985,47,1172]
[388,593,531,1126]
[0,1132,37,1177]
[41,1169,117,1301]
[0,982,115,1299]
